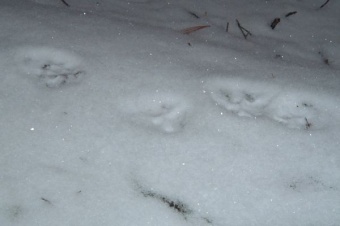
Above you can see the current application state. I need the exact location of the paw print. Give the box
[206,77,324,129]
[16,46,85,88]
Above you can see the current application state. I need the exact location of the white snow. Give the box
[1,0,340,225]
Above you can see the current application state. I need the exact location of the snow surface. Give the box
[1,0,340,225]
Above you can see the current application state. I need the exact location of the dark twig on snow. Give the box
[319,0,330,9]
[318,51,330,65]
[270,18,281,29]
[226,22,229,32]
[236,19,252,39]
[61,0,70,7]
[41,197,53,205]
[188,11,200,19]
[305,118,312,129]
[285,11,297,17]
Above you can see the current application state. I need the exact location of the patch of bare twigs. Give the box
[270,11,297,30]
[180,25,210,34]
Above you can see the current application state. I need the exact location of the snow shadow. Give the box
[118,92,190,134]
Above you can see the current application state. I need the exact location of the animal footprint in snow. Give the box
[121,93,189,133]
[16,46,85,88]
[207,77,278,117]
[268,94,319,129]
[207,77,322,129]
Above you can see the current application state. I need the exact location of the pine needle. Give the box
[180,25,210,34]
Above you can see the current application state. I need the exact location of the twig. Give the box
[270,18,281,29]
[319,0,330,9]
[318,51,330,65]
[285,11,297,17]
[236,19,252,39]
[226,22,229,32]
[180,25,210,34]
[188,11,200,19]
[41,197,53,205]
[305,118,312,129]
[61,0,70,7]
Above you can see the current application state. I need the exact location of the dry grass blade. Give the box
[180,25,210,34]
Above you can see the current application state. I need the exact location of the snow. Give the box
[0,0,339,225]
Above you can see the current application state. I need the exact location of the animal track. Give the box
[16,46,85,88]
[267,95,318,129]
[207,77,278,117]
[119,93,189,133]
[207,77,321,129]
[213,87,277,117]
